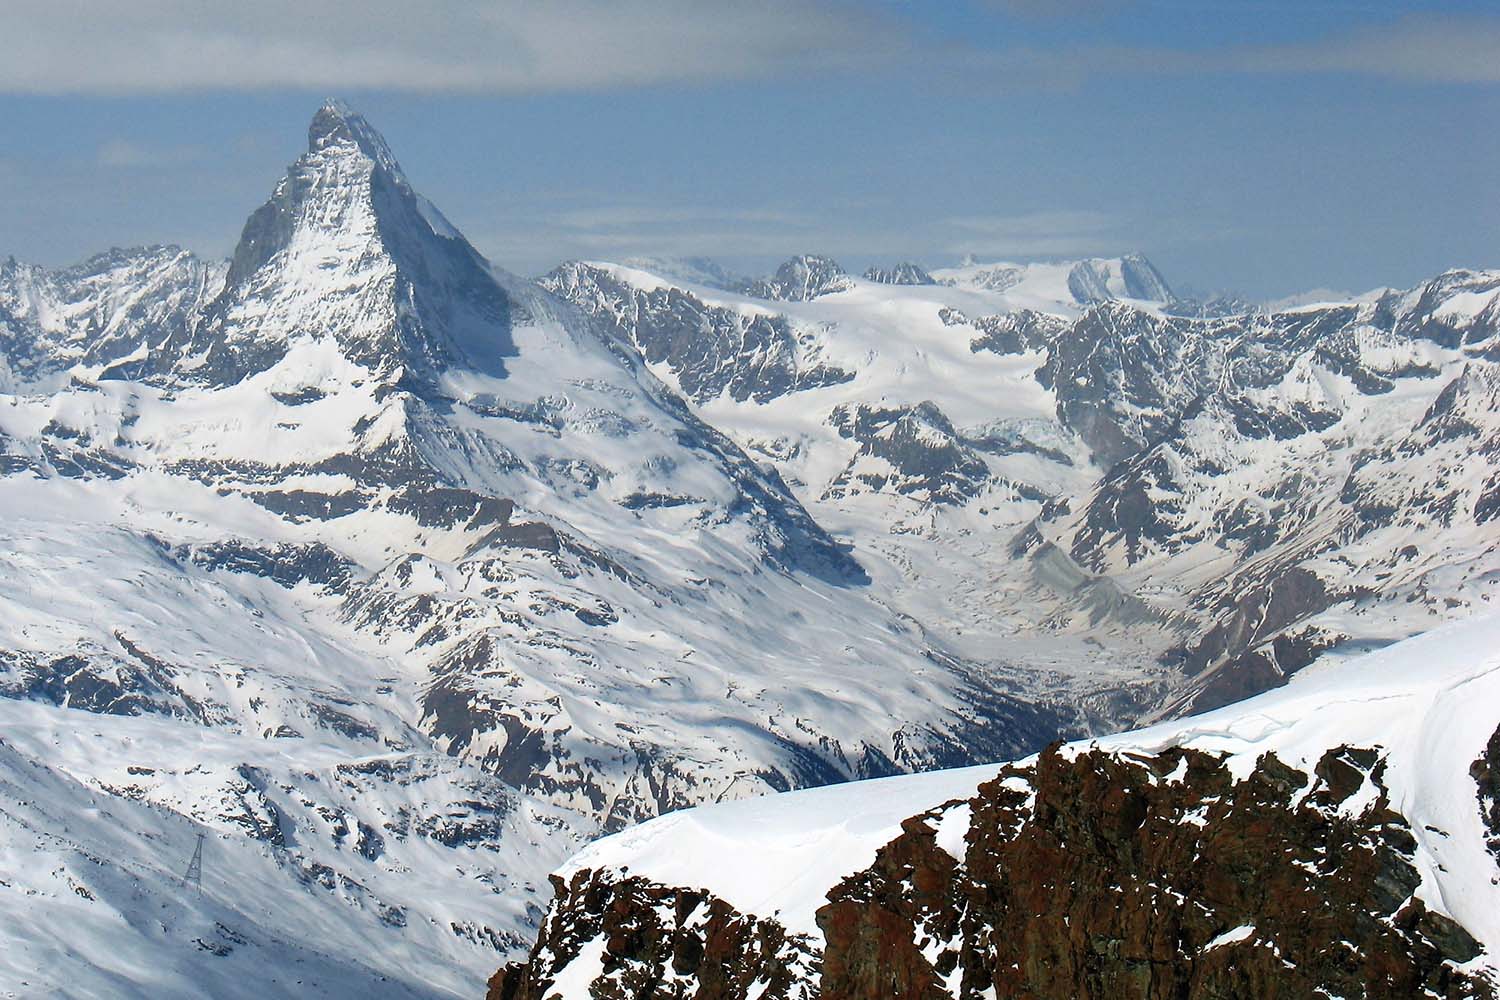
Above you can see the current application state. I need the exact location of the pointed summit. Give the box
[170,101,514,387]
[741,254,854,301]
[308,98,404,179]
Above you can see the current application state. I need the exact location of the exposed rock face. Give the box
[1396,268,1500,350]
[539,261,853,404]
[1154,566,1359,716]
[864,263,936,286]
[1019,277,1500,713]
[820,745,1488,1000]
[500,743,1495,1000]
[1341,363,1500,536]
[1067,253,1174,304]
[825,401,992,505]
[0,245,223,386]
[540,249,1500,733]
[489,871,818,1000]
[170,99,516,390]
[1035,295,1435,474]
[742,256,855,302]
[1476,723,1500,864]
[964,309,1068,356]
[1036,302,1220,469]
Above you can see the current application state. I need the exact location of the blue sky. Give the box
[1,0,1496,298]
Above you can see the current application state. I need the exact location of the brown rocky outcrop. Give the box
[819,744,1489,1000]
[489,869,818,1000]
[492,743,1495,1000]
[1475,723,1500,864]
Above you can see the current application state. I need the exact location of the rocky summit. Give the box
[493,617,1500,999]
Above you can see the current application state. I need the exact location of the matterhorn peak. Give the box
[166,100,514,387]
[307,98,405,178]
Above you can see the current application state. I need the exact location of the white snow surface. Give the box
[0,103,1068,998]
[556,254,1500,732]
[4,102,1499,997]
[561,613,1500,970]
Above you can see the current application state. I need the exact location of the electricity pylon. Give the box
[183,833,205,895]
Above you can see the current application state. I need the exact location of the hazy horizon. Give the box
[3,0,1497,299]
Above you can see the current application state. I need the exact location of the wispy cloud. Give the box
[552,205,808,232]
[5,3,1493,95]
[463,196,1142,274]
[967,14,1500,87]
[943,210,1123,259]
[1229,14,1500,84]
[95,139,206,168]
[468,197,830,268]
[980,0,1124,18]
[1,0,906,95]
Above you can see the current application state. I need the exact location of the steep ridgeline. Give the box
[540,261,855,404]
[0,103,1067,995]
[0,246,224,388]
[740,255,856,302]
[543,254,1500,722]
[863,262,937,286]
[492,616,1500,1000]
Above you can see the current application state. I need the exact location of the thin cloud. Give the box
[1,0,908,95]
[964,13,1500,87]
[943,210,1123,259]
[464,197,1139,275]
[981,0,1124,18]
[473,198,827,267]
[553,205,808,231]
[5,4,1492,95]
[95,139,206,168]
[1230,14,1500,85]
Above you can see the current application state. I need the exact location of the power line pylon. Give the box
[183,833,205,895]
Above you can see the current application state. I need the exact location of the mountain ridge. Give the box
[492,614,1500,999]
[1,101,1497,997]
[0,105,1096,995]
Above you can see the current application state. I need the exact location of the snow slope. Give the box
[545,257,1500,723]
[558,612,1500,964]
[0,700,571,1000]
[0,103,1074,996]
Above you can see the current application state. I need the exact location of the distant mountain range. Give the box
[1,101,1496,997]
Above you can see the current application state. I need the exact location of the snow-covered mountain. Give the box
[543,255,1500,723]
[0,103,1069,996]
[494,614,1500,998]
[0,246,224,389]
[862,262,936,286]
[2,99,1498,997]
[932,252,1174,311]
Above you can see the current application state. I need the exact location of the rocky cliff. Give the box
[494,740,1495,999]
[492,618,1500,999]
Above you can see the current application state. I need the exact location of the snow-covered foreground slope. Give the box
[0,700,568,999]
[502,614,1500,998]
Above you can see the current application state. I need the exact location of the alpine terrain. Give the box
[493,615,1500,998]
[0,102,1496,998]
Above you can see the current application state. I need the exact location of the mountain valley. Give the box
[1,102,1497,997]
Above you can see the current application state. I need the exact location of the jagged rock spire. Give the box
[308,98,405,179]
[172,100,514,387]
